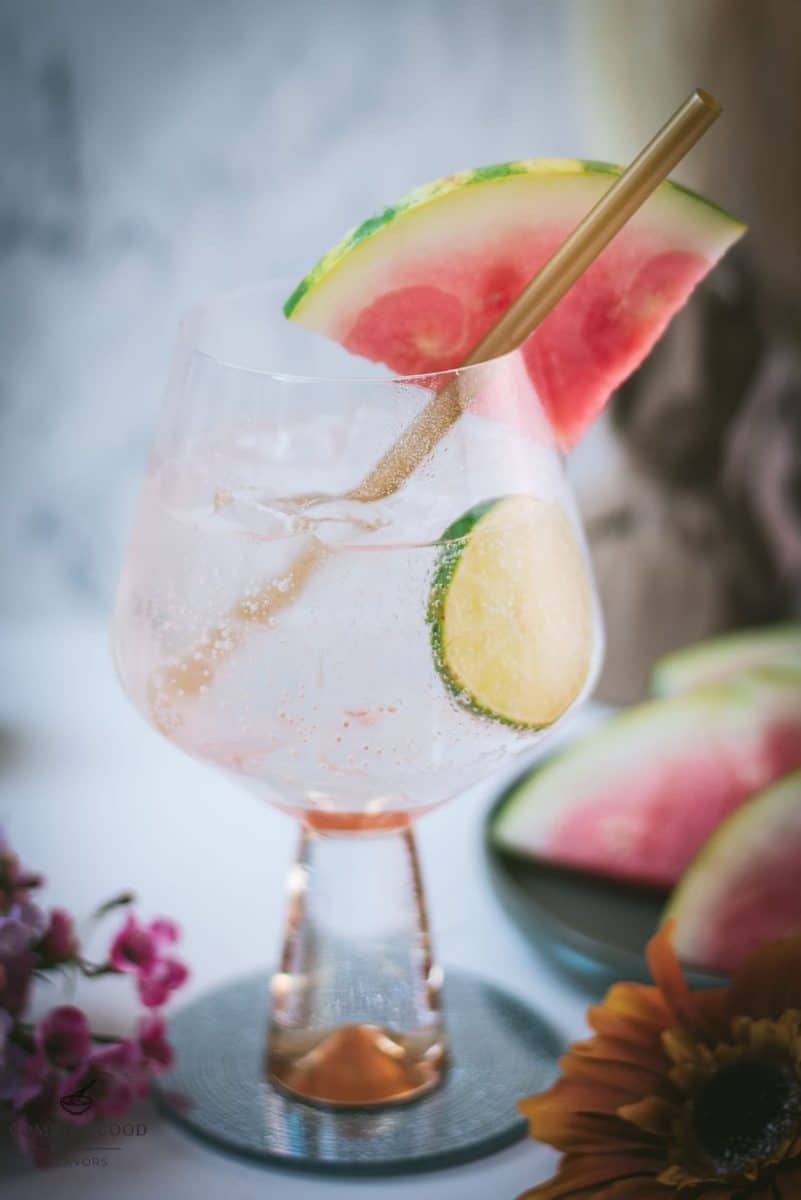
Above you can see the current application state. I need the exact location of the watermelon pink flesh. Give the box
[492,670,801,889]
[687,840,801,971]
[343,234,707,448]
[550,724,800,887]
[286,164,744,449]
[668,771,801,972]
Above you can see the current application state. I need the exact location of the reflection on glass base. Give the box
[268,1021,446,1107]
[154,968,561,1175]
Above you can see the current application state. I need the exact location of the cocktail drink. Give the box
[111,102,742,1156]
[112,282,602,1105]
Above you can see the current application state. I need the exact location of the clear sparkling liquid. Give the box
[113,408,583,817]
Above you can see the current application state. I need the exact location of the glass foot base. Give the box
[268,1021,445,1107]
[153,967,561,1175]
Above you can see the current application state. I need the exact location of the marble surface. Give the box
[0,0,596,619]
[0,619,605,1196]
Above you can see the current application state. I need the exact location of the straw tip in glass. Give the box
[694,88,722,115]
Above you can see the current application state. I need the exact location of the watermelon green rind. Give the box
[284,158,745,320]
[285,159,745,448]
[491,682,737,835]
[664,769,801,971]
[286,161,570,318]
[490,666,801,888]
[576,161,744,224]
[650,623,801,697]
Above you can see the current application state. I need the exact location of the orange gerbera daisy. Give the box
[519,921,801,1199]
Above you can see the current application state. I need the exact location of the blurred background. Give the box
[2,0,799,699]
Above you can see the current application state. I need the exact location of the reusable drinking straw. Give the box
[350,88,721,501]
[153,89,721,716]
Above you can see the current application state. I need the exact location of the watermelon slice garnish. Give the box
[285,160,745,448]
[665,769,801,972]
[490,668,801,889]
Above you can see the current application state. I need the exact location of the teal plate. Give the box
[485,787,725,990]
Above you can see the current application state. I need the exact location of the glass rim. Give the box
[179,279,522,386]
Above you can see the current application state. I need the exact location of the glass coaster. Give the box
[154,967,560,1175]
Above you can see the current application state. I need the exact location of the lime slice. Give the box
[428,495,595,727]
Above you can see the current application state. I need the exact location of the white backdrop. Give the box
[0,0,597,617]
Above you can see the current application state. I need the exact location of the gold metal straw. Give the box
[153,89,721,719]
[350,88,720,501]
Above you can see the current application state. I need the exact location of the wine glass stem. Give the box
[266,818,447,1107]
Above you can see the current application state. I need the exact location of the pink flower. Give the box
[108,912,187,1008]
[35,1006,91,1072]
[0,916,29,960]
[37,908,75,965]
[137,957,188,1008]
[13,1084,59,1166]
[109,914,159,974]
[148,917,178,944]
[12,1118,50,1167]
[0,831,42,905]
[0,1008,10,1054]
[12,1073,60,1166]
[0,996,30,1103]
[137,1014,173,1072]
[0,834,189,1166]
[0,1039,29,1102]
[6,897,47,944]
[60,1040,145,1122]
[0,943,36,1018]
[0,897,45,1017]
[0,900,48,1016]
[108,914,180,976]
[0,898,46,958]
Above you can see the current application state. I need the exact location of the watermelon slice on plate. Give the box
[651,623,801,697]
[285,160,745,448]
[666,769,801,972]
[490,667,801,889]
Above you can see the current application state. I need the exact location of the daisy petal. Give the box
[521,1077,642,1127]
[603,1181,672,1198]
[572,1035,667,1075]
[775,1164,801,1194]
[618,1096,676,1137]
[517,1101,647,1151]
[646,922,704,1034]
[727,935,801,1021]
[543,1153,661,1194]
[588,1005,667,1048]
[562,1052,673,1101]
[601,983,672,1031]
